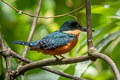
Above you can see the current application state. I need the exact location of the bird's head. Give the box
[59,20,87,32]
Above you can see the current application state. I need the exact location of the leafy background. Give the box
[0,0,120,80]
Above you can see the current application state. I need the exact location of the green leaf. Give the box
[25,68,58,80]
[74,60,91,77]
[96,30,120,52]
[15,0,37,10]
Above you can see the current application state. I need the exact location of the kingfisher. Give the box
[12,20,87,59]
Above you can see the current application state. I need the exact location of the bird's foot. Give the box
[54,55,65,61]
[60,55,65,60]
[54,55,60,61]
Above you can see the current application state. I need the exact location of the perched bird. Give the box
[12,20,87,59]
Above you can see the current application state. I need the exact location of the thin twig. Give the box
[22,0,42,58]
[41,67,83,80]
[17,0,42,68]
[10,50,32,63]
[1,0,85,19]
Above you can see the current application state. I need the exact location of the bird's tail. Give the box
[12,41,32,46]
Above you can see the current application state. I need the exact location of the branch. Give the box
[97,53,120,80]
[11,55,91,78]
[3,46,120,80]
[85,0,120,80]
[85,0,93,50]
[12,49,120,80]
[8,50,85,80]
[88,48,120,80]
[0,32,12,80]
[40,67,83,80]
[10,51,85,80]
[9,50,86,80]
[5,56,11,80]
[1,0,85,19]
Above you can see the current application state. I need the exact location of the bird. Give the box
[12,20,88,60]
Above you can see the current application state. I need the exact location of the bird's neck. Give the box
[63,29,81,36]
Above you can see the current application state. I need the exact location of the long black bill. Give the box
[80,27,94,32]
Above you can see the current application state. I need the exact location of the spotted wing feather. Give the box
[39,31,74,50]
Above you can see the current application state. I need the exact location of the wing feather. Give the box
[39,31,74,50]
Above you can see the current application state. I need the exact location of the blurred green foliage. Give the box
[0,0,120,80]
